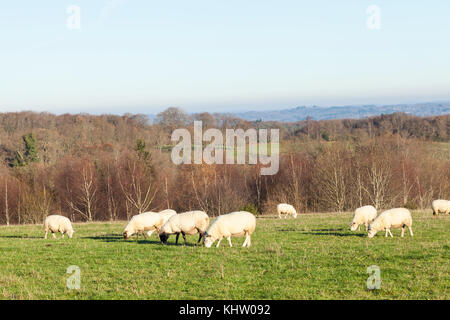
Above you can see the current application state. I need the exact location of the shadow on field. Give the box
[82,234,200,246]
[0,235,42,239]
[299,229,366,237]
[279,227,366,237]
[82,234,126,242]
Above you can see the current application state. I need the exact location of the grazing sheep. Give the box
[44,215,74,239]
[159,210,210,245]
[431,199,450,216]
[350,205,377,231]
[204,211,256,248]
[123,211,164,240]
[144,209,177,237]
[277,203,297,219]
[367,208,413,238]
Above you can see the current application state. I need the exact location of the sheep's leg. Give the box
[52,232,56,239]
[244,235,251,247]
[175,233,180,244]
[61,232,65,239]
[358,225,361,231]
[242,232,249,247]
[401,227,405,237]
[385,229,388,237]
[44,231,48,239]
[197,232,203,243]
[408,225,414,237]
[247,236,251,247]
[227,237,232,247]
[365,223,369,232]
[181,232,187,245]
[388,229,393,237]
[216,238,222,248]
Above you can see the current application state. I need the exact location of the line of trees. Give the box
[0,110,448,224]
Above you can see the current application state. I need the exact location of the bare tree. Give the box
[362,158,393,210]
[118,155,158,214]
[55,158,98,222]
[313,148,349,212]
[66,164,97,221]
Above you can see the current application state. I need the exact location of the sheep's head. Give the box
[367,227,377,238]
[203,232,215,248]
[159,233,169,244]
[67,229,74,239]
[123,230,132,240]
[350,222,358,231]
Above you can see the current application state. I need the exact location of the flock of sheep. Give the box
[44,209,257,247]
[42,199,450,246]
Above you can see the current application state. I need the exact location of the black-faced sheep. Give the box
[159,210,209,245]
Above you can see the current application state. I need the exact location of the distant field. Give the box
[0,211,448,300]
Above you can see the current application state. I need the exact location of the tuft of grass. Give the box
[0,211,448,300]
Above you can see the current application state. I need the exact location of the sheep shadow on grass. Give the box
[0,235,43,239]
[82,234,201,246]
[82,234,126,243]
[298,230,367,238]
[278,227,366,237]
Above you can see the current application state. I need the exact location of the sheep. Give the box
[367,208,413,238]
[350,205,377,231]
[431,199,450,216]
[123,211,165,240]
[159,210,210,245]
[277,203,297,219]
[203,211,256,248]
[44,215,75,239]
[144,209,177,237]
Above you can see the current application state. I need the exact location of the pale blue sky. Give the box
[1,0,449,114]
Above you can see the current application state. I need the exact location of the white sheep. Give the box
[159,210,210,245]
[350,205,377,231]
[431,199,450,216]
[123,211,165,240]
[204,211,256,248]
[367,208,413,238]
[144,209,177,237]
[44,215,75,239]
[277,203,297,219]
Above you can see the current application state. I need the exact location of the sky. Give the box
[0,0,449,114]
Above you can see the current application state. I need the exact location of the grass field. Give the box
[0,211,448,300]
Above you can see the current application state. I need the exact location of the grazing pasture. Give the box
[0,211,448,300]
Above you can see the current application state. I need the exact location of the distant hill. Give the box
[228,102,450,122]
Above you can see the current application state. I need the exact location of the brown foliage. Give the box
[0,111,448,224]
